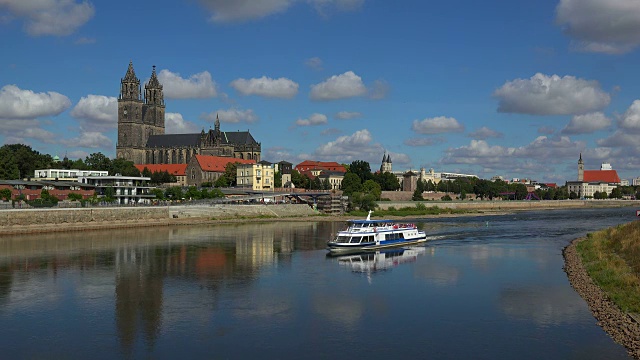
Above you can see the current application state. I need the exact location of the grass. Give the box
[577,221,640,313]
[348,204,475,217]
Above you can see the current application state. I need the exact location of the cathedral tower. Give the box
[380,152,392,173]
[141,65,165,149]
[116,61,144,161]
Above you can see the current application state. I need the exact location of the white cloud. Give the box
[70,95,117,130]
[0,0,95,36]
[230,76,298,98]
[556,0,640,54]
[561,112,611,135]
[310,71,367,101]
[198,0,292,22]
[202,108,258,123]
[618,100,640,132]
[0,119,57,145]
[335,111,362,120]
[61,131,112,148]
[198,0,364,23]
[305,57,323,71]
[411,116,464,134]
[157,69,217,99]
[404,137,446,147]
[264,146,293,162]
[468,126,504,140]
[165,113,201,134]
[312,128,410,165]
[597,131,639,148]
[493,73,610,115]
[369,79,389,99]
[0,85,71,119]
[295,113,327,126]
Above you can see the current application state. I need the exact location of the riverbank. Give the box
[564,233,640,359]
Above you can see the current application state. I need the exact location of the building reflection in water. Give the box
[330,246,428,283]
[0,221,333,355]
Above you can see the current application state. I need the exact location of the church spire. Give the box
[120,61,141,101]
[145,65,164,106]
[215,113,220,133]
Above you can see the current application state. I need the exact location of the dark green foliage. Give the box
[348,160,373,182]
[341,173,362,195]
[0,144,54,180]
[0,188,11,201]
[110,158,140,176]
[67,192,83,201]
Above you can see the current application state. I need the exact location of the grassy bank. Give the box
[348,204,477,218]
[577,221,640,313]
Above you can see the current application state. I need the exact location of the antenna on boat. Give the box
[366,210,373,221]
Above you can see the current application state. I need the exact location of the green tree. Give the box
[341,173,362,195]
[165,186,183,200]
[350,192,377,211]
[185,186,201,200]
[214,175,229,188]
[141,167,153,178]
[224,162,239,186]
[291,170,309,188]
[104,186,116,202]
[412,188,423,201]
[151,188,165,200]
[373,171,400,191]
[85,152,111,171]
[362,179,382,200]
[0,144,53,180]
[609,187,622,199]
[210,188,225,198]
[348,160,373,182]
[0,188,11,201]
[67,192,83,201]
[274,171,282,188]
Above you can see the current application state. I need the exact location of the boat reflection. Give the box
[329,246,427,274]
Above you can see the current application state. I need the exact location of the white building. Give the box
[34,169,109,181]
[79,175,154,204]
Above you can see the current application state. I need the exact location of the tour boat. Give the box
[327,211,427,254]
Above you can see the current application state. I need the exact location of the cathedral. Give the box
[116,61,261,165]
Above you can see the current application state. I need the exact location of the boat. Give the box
[327,210,427,254]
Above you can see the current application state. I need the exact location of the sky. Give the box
[2,0,640,184]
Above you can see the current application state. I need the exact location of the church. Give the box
[116,61,261,165]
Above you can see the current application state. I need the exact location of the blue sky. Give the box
[2,0,640,183]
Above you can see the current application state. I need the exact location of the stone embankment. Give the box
[377,199,640,211]
[0,204,320,235]
[564,238,640,359]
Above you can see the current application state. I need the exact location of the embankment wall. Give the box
[169,204,318,218]
[377,200,640,210]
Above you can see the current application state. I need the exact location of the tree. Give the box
[274,171,282,188]
[0,144,53,180]
[291,170,308,188]
[373,171,400,191]
[104,186,116,202]
[151,188,165,200]
[609,187,622,199]
[224,162,239,186]
[0,188,11,201]
[165,186,183,200]
[141,167,153,178]
[412,188,423,201]
[214,175,229,188]
[67,192,83,201]
[362,179,382,200]
[84,152,111,171]
[341,173,362,195]
[185,186,201,200]
[348,160,373,182]
[110,158,140,176]
[350,192,377,211]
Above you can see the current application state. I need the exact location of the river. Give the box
[0,207,636,359]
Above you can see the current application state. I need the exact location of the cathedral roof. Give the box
[123,61,138,82]
[147,134,201,148]
[222,130,259,145]
[147,65,162,88]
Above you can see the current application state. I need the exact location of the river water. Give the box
[0,207,636,359]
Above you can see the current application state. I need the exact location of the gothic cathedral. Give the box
[116,61,261,165]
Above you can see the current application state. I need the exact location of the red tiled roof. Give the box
[136,164,187,176]
[194,155,255,172]
[295,160,346,173]
[584,170,620,183]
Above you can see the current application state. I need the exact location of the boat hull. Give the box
[327,235,427,254]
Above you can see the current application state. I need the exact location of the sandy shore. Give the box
[564,237,640,359]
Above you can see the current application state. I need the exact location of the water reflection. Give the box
[330,247,427,276]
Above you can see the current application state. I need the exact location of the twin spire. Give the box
[120,61,163,104]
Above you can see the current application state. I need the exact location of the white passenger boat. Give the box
[327,211,427,254]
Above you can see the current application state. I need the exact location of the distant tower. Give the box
[578,153,584,181]
[380,152,392,173]
[141,65,165,152]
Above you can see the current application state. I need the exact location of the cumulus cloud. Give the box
[0,85,71,119]
[442,136,585,177]
[0,0,95,36]
[597,131,639,148]
[70,95,117,130]
[556,0,640,54]
[60,131,112,148]
[335,111,362,120]
[295,113,327,126]
[618,100,640,132]
[0,119,57,145]
[411,116,464,135]
[404,137,446,147]
[312,128,410,165]
[165,113,201,133]
[468,126,504,140]
[560,112,611,135]
[230,76,298,98]
[493,73,610,115]
[201,108,258,123]
[305,57,323,71]
[310,71,367,101]
[198,0,364,23]
[157,69,217,99]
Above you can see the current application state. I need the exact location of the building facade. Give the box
[78,175,154,204]
[237,161,275,191]
[185,155,255,186]
[567,153,620,198]
[34,169,108,181]
[116,61,261,165]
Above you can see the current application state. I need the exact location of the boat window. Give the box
[350,236,361,243]
[337,236,349,242]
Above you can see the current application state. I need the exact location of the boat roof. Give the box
[348,219,395,224]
